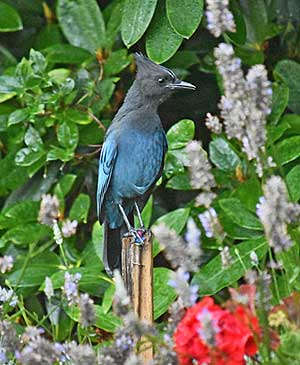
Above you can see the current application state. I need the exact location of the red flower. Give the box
[174,297,260,365]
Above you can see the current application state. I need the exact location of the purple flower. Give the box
[62,272,81,305]
[38,194,60,226]
[197,308,220,346]
[0,255,13,273]
[257,176,300,252]
[205,0,236,37]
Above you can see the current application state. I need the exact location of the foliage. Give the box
[1,0,300,364]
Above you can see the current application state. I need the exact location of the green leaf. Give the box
[219,198,262,230]
[278,114,300,138]
[94,306,121,332]
[164,151,185,178]
[92,221,104,263]
[59,78,75,96]
[57,0,106,54]
[102,284,115,314]
[0,201,39,229]
[286,165,300,202]
[47,146,74,162]
[34,24,63,50]
[1,224,51,246]
[93,78,117,114]
[0,1,23,32]
[81,239,104,272]
[104,0,124,49]
[56,311,72,341]
[274,60,300,114]
[44,266,110,297]
[273,332,300,365]
[79,123,104,146]
[121,0,158,47]
[8,252,61,294]
[135,195,153,228]
[53,173,77,210]
[192,238,267,295]
[153,207,190,233]
[15,58,37,88]
[226,0,246,45]
[164,50,199,69]
[57,121,79,150]
[48,68,71,84]
[166,0,203,38]
[3,163,59,207]
[276,136,300,165]
[267,122,290,145]
[269,83,289,124]
[65,109,92,125]
[235,178,262,212]
[43,44,92,65]
[239,0,269,45]
[219,213,263,240]
[154,268,176,319]
[24,126,43,151]
[29,49,47,74]
[167,119,195,149]
[142,196,154,228]
[104,49,131,76]
[0,92,16,103]
[209,138,241,172]
[0,75,20,94]
[65,304,121,332]
[54,174,77,198]
[8,108,29,126]
[15,148,45,167]
[276,242,300,290]
[69,193,90,223]
[146,1,183,63]
[166,171,191,190]
[0,44,16,70]
[152,207,190,256]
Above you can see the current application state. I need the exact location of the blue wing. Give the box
[97,138,117,221]
[131,132,168,195]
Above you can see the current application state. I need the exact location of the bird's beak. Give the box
[167,79,196,90]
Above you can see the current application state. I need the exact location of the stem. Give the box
[35,301,60,328]
[3,242,37,317]
[31,240,54,258]
[77,324,82,343]
[59,243,68,267]
[268,247,281,303]
[18,298,31,327]
[234,248,248,272]
[14,242,37,289]
[68,317,74,341]
[22,306,53,337]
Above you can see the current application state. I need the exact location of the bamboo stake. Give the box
[121,231,153,364]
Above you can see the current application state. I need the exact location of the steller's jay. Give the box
[97,53,195,275]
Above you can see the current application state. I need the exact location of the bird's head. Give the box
[134,53,196,102]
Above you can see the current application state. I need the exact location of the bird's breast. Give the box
[111,128,166,198]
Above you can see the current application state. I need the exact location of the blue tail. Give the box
[103,212,134,276]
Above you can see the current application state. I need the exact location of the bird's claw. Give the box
[124,228,146,245]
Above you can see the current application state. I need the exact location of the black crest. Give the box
[134,53,176,80]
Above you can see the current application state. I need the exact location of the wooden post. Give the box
[121,231,153,364]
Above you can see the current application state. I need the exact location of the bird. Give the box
[97,53,196,276]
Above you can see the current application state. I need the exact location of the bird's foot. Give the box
[124,228,146,245]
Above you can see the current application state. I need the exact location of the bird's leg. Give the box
[118,204,131,231]
[118,204,144,245]
[134,202,149,246]
[134,201,144,229]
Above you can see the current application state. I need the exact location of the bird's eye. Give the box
[158,77,165,84]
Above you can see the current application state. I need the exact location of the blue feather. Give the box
[96,137,117,221]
